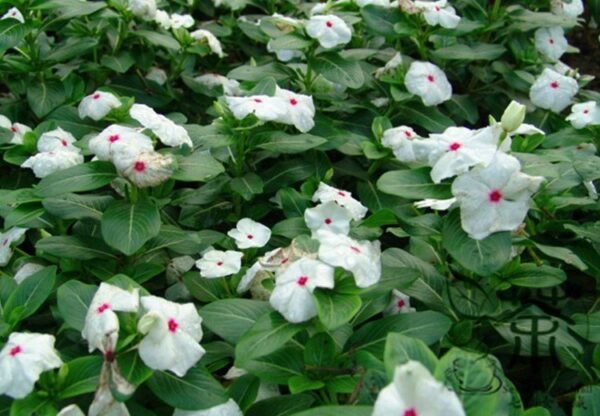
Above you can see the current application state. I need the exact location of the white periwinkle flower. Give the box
[225,96,287,122]
[356,0,391,7]
[170,13,194,29]
[194,74,242,96]
[0,116,32,145]
[375,52,403,78]
[21,150,84,178]
[0,333,62,399]
[138,296,205,377]
[534,27,569,62]
[384,289,416,316]
[129,104,192,148]
[452,153,544,240]
[146,67,168,85]
[190,29,225,58]
[78,91,122,121]
[0,228,28,267]
[405,61,452,106]
[566,101,600,128]
[57,405,85,416]
[36,128,78,152]
[13,262,45,284]
[305,15,352,49]
[128,0,157,20]
[414,197,457,211]
[274,86,316,133]
[415,126,500,183]
[317,230,382,288]
[154,10,172,29]
[312,182,368,221]
[529,68,578,113]
[269,258,334,323]
[196,250,243,278]
[114,150,175,188]
[81,283,140,353]
[382,126,424,163]
[88,125,153,161]
[373,361,465,416]
[227,218,271,249]
[551,0,584,18]
[415,0,461,29]
[304,201,353,237]
[173,399,243,416]
[1,7,24,23]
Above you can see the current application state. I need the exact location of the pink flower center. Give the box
[10,126,17,132]
[168,318,179,333]
[290,98,298,106]
[427,74,435,83]
[96,303,110,314]
[583,109,589,114]
[108,134,120,143]
[9,345,22,356]
[326,21,333,28]
[350,246,361,254]
[397,299,406,308]
[337,191,346,197]
[281,257,289,264]
[134,161,145,172]
[324,218,332,225]
[11,11,16,16]
[488,189,503,203]
[92,93,101,100]
[550,81,559,89]
[61,139,68,147]
[404,409,417,416]
[247,234,254,239]
[254,98,263,103]
[297,275,308,286]
[449,142,461,151]
[104,349,115,363]
[2,239,8,246]
[216,261,224,266]
[404,130,412,138]
[435,6,440,11]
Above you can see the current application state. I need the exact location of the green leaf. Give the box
[46,37,98,62]
[57,280,97,331]
[182,272,227,303]
[292,406,373,416]
[268,34,312,50]
[361,5,407,36]
[3,203,45,228]
[230,173,264,201]
[235,312,305,366]
[246,394,315,416]
[117,350,154,386]
[101,52,136,74]
[533,242,588,271]
[377,168,452,200]
[35,161,117,198]
[58,356,103,399]
[134,30,181,51]
[314,290,362,330]
[42,194,114,220]
[228,374,260,412]
[36,235,117,260]
[147,364,228,411]
[172,152,225,182]
[504,264,566,288]
[0,20,33,55]
[304,333,336,367]
[288,376,324,394]
[146,226,223,256]
[432,43,506,61]
[571,311,600,343]
[399,104,454,132]
[272,217,310,239]
[384,333,438,378]
[573,385,600,416]
[262,159,316,193]
[200,299,272,344]
[228,62,293,82]
[243,346,304,384]
[312,53,365,89]
[27,79,66,118]
[101,199,161,256]
[33,0,106,19]
[4,266,56,325]
[442,210,512,276]
[257,132,327,154]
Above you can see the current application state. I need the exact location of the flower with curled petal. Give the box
[312,182,368,221]
[196,250,243,278]
[88,124,154,161]
[382,125,425,164]
[273,86,316,133]
[78,91,122,121]
[304,201,353,238]
[305,15,352,49]
[190,29,225,58]
[113,150,175,188]
[129,104,192,148]
[0,228,28,267]
[415,0,460,29]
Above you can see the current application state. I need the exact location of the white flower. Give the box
[566,101,600,128]
[174,399,243,416]
[415,0,460,29]
[0,333,62,399]
[170,13,194,29]
[269,258,334,323]
[270,13,302,27]
[36,128,78,152]
[415,126,500,183]
[21,150,84,178]
[310,3,328,16]
[196,250,243,278]
[382,125,424,163]
[452,153,544,240]
[88,367,131,416]
[57,405,85,416]
[0,228,27,267]
[0,116,32,145]
[273,86,316,133]
[267,40,303,62]
[128,0,157,20]
[535,27,569,62]
[81,283,139,353]
[146,67,168,85]
[405,61,452,106]
[190,29,224,58]
[129,104,192,148]
[88,125,154,161]
[304,201,352,237]
[1,7,24,23]
[155,10,171,29]
[305,15,352,49]
[316,230,381,288]
[194,74,242,96]
[312,182,368,221]
[529,68,578,113]
[375,52,403,78]
[356,0,391,7]
[213,0,249,10]
[237,246,304,293]
[551,0,584,18]
[137,296,205,377]
[13,262,45,284]
[115,150,175,188]
[384,290,416,315]
[225,96,287,122]
[227,218,271,249]
[373,361,465,416]
[414,197,456,210]
[78,91,122,121]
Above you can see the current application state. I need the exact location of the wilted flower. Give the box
[190,29,225,57]
[194,73,242,96]
[269,258,335,323]
[305,15,352,49]
[225,96,287,122]
[304,201,353,238]
[529,68,578,113]
[375,52,403,78]
[566,101,600,128]
[173,399,243,416]
[452,153,544,240]
[88,124,154,161]
[0,228,28,266]
[129,104,192,148]
[227,218,271,249]
[312,182,368,221]
[114,150,175,188]
[196,250,243,278]
[78,91,122,121]
[373,361,465,416]
[0,332,62,399]
[405,61,452,106]
[273,86,316,133]
[415,0,461,29]
[128,0,157,20]
[21,150,84,178]
[1,7,24,23]
[384,290,416,315]
[534,27,569,62]
[137,296,205,376]
[382,125,424,163]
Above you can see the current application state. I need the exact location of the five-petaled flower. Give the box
[78,91,122,121]
[227,218,272,249]
[529,68,578,113]
[534,27,569,62]
[415,0,461,29]
[304,201,353,238]
[382,125,425,164]
[305,15,352,49]
[196,250,243,278]
[404,61,453,106]
[566,101,600,129]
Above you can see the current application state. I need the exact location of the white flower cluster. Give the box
[21,128,84,178]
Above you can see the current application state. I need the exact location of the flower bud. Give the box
[501,100,526,132]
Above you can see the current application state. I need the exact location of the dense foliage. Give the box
[0,0,599,415]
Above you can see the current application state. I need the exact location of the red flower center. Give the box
[397,299,406,308]
[290,98,298,106]
[337,191,346,197]
[216,261,224,266]
[583,109,589,114]
[92,93,101,100]
[108,134,120,143]
[449,142,461,151]
[61,139,68,147]
[134,161,145,172]
[168,318,179,333]
[247,234,254,239]
[104,349,115,363]
[254,98,263,103]
[96,303,110,314]
[9,345,22,356]
[297,275,308,286]
[10,126,17,132]
[324,218,332,225]
[404,130,412,138]
[427,74,435,83]
[350,246,361,254]
[326,21,333,28]
[281,257,289,264]
[488,189,503,203]
[435,6,441,11]
[2,239,8,246]
[550,81,559,89]
[404,409,417,416]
